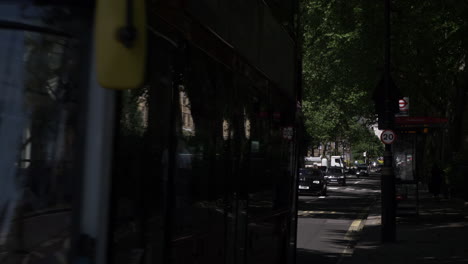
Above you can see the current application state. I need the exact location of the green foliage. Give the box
[389,2,468,190]
[301,0,383,153]
[349,125,384,161]
[391,1,468,117]
[300,0,468,195]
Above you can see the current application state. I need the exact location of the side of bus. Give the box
[0,1,300,264]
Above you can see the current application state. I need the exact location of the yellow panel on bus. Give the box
[95,0,147,90]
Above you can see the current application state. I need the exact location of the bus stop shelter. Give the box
[392,116,448,216]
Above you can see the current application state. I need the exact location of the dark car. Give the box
[356,165,368,178]
[298,168,327,196]
[376,164,383,172]
[346,167,356,175]
[318,166,327,173]
[325,167,346,186]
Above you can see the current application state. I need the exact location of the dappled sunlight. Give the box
[297,174,468,264]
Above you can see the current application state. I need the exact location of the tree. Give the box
[300,0,384,156]
[300,0,468,198]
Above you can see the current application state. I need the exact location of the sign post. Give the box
[380,0,396,243]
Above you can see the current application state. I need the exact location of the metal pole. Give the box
[381,0,396,243]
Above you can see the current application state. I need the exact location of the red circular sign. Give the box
[399,99,407,108]
[398,99,408,111]
[380,130,396,144]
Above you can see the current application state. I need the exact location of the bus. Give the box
[0,1,301,263]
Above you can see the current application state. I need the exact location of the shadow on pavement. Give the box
[296,248,343,264]
[342,194,468,264]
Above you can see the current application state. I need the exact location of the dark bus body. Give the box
[0,1,300,264]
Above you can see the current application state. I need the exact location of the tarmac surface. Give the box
[297,172,468,264]
[297,175,380,264]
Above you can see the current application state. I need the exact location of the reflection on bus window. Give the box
[0,28,81,263]
[179,86,195,136]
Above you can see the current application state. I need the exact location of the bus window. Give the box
[0,3,89,263]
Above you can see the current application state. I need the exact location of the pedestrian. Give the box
[430,163,443,199]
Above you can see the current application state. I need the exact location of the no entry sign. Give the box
[380,130,396,144]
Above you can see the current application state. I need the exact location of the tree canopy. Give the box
[300,0,468,195]
[301,0,385,160]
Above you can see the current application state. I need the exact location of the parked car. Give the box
[356,165,368,178]
[347,167,356,175]
[325,167,346,186]
[376,164,383,172]
[318,166,327,173]
[298,168,327,196]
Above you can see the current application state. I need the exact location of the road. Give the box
[296,173,381,264]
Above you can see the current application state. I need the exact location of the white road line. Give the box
[354,180,362,185]
[298,210,337,216]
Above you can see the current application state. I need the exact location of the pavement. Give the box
[340,188,468,264]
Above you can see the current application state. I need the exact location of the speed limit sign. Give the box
[380,130,396,144]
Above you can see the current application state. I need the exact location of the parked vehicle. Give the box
[318,166,327,173]
[376,164,383,172]
[305,156,322,168]
[304,157,328,169]
[325,167,346,186]
[298,168,327,196]
[347,167,357,175]
[356,165,369,178]
[330,155,345,168]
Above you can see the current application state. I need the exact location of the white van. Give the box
[304,156,322,167]
[330,156,345,168]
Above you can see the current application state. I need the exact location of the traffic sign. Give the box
[399,99,407,108]
[398,97,409,112]
[380,130,396,144]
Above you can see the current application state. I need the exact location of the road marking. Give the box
[298,210,337,216]
[338,219,366,260]
[344,219,363,239]
[354,180,362,185]
[329,187,339,190]
[336,203,375,264]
